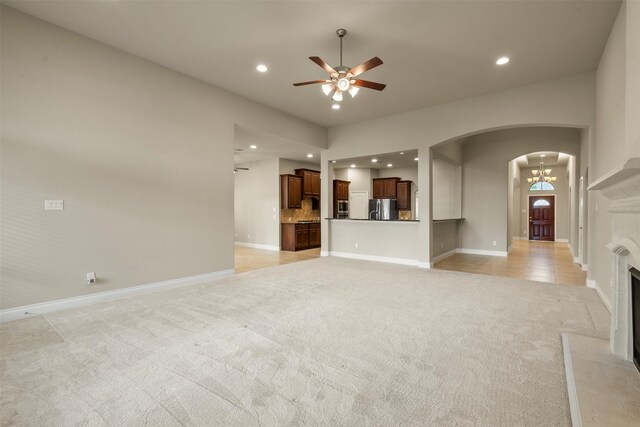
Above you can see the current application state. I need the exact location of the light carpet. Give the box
[0,257,610,426]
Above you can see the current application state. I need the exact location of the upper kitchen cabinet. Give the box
[373,177,400,199]
[281,174,302,209]
[396,180,412,210]
[295,169,321,199]
[333,180,350,201]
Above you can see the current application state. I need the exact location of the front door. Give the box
[529,196,555,241]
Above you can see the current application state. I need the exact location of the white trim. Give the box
[562,334,583,427]
[329,251,419,267]
[527,194,557,241]
[431,248,457,264]
[320,250,330,257]
[587,279,611,313]
[0,269,235,323]
[581,264,588,272]
[234,242,280,251]
[458,248,508,257]
[508,244,514,253]
[573,257,580,264]
[417,261,431,269]
[513,236,528,241]
[557,238,569,243]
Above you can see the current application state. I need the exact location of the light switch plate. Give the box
[45,200,64,211]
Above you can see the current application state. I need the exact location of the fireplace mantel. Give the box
[588,156,640,360]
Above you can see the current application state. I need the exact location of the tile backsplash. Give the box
[281,198,320,223]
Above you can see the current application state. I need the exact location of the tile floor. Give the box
[234,245,320,273]
[434,240,587,286]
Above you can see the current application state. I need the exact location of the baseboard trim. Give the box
[508,244,514,253]
[587,279,611,313]
[234,242,280,251]
[581,264,588,272]
[573,257,580,264]
[431,248,457,264]
[513,236,527,241]
[417,261,431,269]
[320,250,330,257]
[0,269,235,323]
[562,333,583,427]
[329,251,419,267]
[458,248,508,257]
[557,239,569,243]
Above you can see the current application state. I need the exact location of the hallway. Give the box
[434,240,586,286]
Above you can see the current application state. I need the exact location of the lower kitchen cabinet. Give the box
[281,223,321,251]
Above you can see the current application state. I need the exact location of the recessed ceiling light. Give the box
[414,157,419,161]
[371,158,378,163]
[350,164,356,168]
[332,160,337,163]
[387,163,393,167]
[541,154,546,157]
[332,104,341,110]
[496,57,510,65]
[256,64,268,72]
[307,154,313,158]
[250,145,257,149]
[400,152,405,155]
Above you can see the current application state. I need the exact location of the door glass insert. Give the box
[533,199,551,207]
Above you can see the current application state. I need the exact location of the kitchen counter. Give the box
[325,218,419,223]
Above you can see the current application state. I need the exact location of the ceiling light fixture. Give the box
[307,154,314,158]
[414,157,419,161]
[250,145,257,149]
[496,57,510,65]
[371,158,378,163]
[400,152,405,155]
[256,64,268,72]
[332,160,337,163]
[350,164,356,168]
[332,104,341,110]
[527,159,557,184]
[387,163,393,167]
[293,29,386,106]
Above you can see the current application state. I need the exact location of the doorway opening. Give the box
[528,195,556,241]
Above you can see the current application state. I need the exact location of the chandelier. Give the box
[527,156,557,184]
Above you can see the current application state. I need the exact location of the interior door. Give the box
[350,191,369,219]
[529,196,555,241]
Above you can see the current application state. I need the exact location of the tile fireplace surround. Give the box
[589,156,640,361]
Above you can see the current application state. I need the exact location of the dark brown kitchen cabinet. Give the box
[333,180,350,201]
[295,169,321,198]
[373,178,400,199]
[397,180,412,210]
[309,223,321,247]
[281,223,321,251]
[280,174,302,209]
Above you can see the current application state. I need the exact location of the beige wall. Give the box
[234,159,280,248]
[0,7,325,309]
[591,2,628,306]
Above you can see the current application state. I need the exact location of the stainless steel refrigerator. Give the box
[368,199,398,220]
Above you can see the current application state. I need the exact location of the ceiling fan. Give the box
[293,29,386,103]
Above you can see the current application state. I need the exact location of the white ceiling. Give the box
[234,126,321,166]
[5,0,621,128]
[332,149,418,170]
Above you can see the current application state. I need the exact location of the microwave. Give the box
[337,200,349,218]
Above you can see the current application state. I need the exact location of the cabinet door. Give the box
[397,181,409,210]
[373,179,384,199]
[289,176,302,208]
[309,224,320,246]
[384,179,397,198]
[295,226,309,249]
[311,173,321,196]
[341,182,349,200]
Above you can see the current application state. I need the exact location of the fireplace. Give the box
[632,268,640,373]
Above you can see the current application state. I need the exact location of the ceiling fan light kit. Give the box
[293,28,386,105]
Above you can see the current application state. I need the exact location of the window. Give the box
[529,181,555,191]
[533,199,551,207]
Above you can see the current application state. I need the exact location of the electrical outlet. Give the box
[355,243,359,249]
[44,200,64,211]
[87,272,96,285]
[492,241,497,247]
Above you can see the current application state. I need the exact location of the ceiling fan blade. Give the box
[353,79,386,91]
[293,80,328,87]
[349,57,383,77]
[309,56,337,74]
